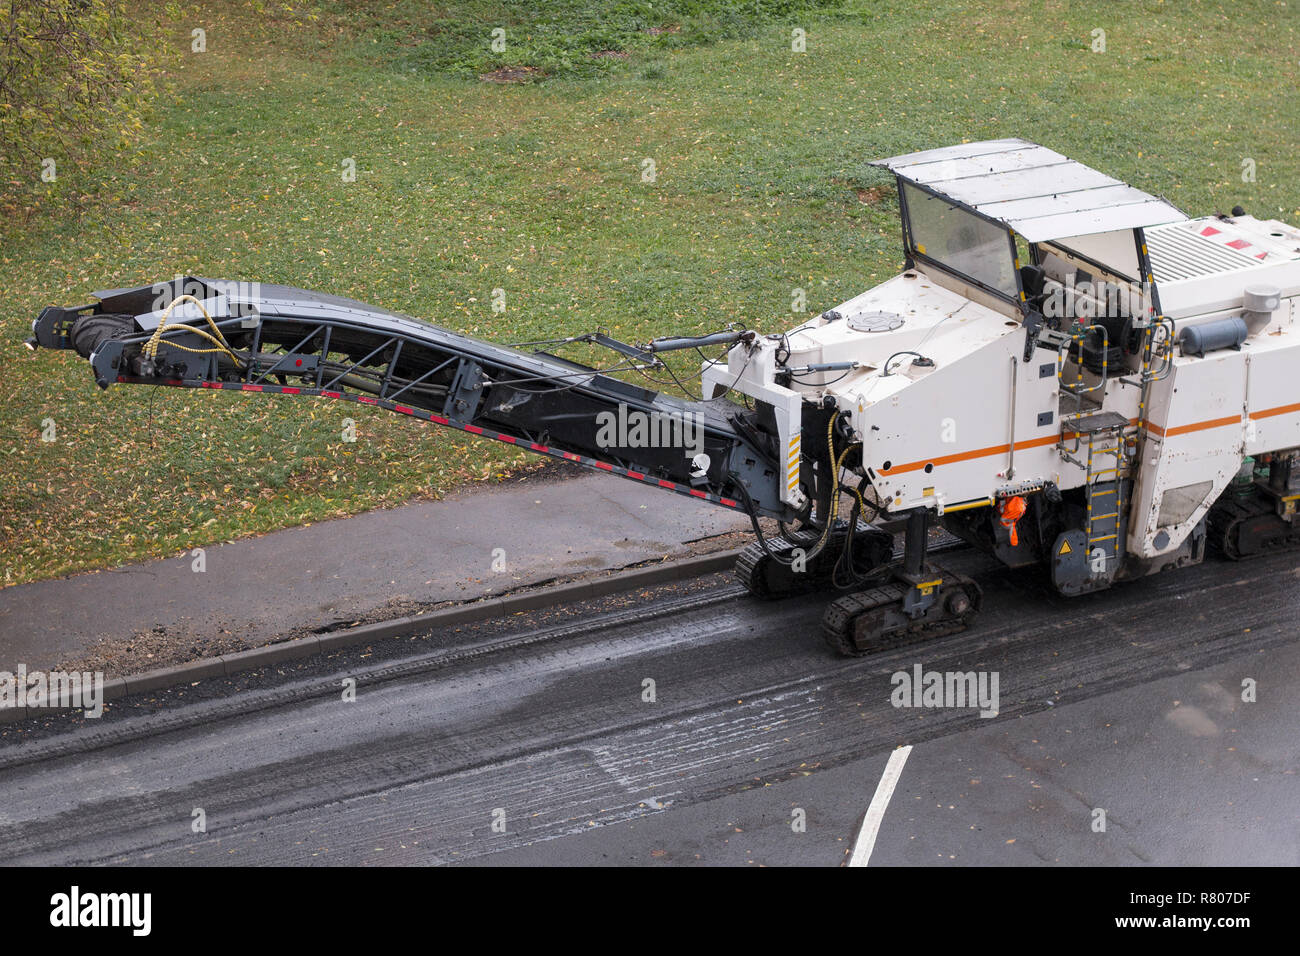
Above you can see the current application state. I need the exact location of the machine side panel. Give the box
[1128,351,1246,557]
[1244,337,1300,455]
[861,333,1061,512]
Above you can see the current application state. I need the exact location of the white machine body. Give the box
[703,139,1300,585]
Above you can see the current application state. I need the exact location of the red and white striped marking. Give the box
[1200,224,1271,261]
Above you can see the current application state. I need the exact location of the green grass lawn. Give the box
[1,0,1296,585]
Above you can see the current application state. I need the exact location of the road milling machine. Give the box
[29,139,1300,655]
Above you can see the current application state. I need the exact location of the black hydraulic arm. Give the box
[30,277,791,520]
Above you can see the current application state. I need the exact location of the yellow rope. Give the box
[143,294,244,367]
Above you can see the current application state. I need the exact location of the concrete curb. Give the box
[0,549,742,725]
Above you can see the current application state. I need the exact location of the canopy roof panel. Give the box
[871,138,1188,242]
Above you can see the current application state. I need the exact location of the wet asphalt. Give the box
[0,542,1295,866]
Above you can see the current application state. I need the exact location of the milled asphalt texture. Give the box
[0,542,1295,867]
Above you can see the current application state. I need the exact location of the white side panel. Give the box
[1129,352,1246,557]
[1245,345,1300,454]
[858,334,1062,511]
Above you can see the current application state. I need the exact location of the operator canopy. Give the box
[871,138,1187,243]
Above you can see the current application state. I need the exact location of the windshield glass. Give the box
[903,183,1018,299]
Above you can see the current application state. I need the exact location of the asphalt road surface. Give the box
[1,546,1296,866]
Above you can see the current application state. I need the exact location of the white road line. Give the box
[848,744,912,867]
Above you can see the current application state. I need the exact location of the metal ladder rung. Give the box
[1081,425,1127,555]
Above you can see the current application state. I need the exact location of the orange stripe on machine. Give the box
[873,405,1300,477]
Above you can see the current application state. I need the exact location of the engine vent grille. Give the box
[1146,222,1265,281]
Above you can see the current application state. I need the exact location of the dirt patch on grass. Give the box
[480,66,548,83]
[830,177,893,205]
[854,185,891,204]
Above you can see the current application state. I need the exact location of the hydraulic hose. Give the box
[730,411,856,566]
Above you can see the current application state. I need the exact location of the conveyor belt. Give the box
[31,276,792,519]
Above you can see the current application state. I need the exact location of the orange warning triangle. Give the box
[1059,538,1072,555]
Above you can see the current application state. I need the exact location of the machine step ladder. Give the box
[1066,411,1130,565]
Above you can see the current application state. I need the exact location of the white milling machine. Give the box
[32,138,1300,657]
[710,139,1300,652]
